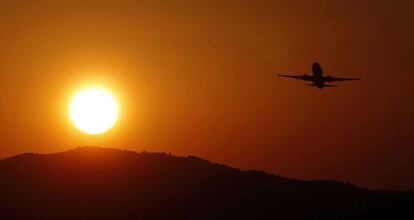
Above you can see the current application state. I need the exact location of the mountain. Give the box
[0,147,412,219]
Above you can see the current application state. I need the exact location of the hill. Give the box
[0,147,412,219]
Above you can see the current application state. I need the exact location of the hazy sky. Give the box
[0,0,413,189]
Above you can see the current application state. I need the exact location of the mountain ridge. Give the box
[0,147,412,219]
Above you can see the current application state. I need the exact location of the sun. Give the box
[69,88,119,135]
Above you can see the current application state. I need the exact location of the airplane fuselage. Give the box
[311,62,325,89]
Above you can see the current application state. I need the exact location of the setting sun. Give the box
[69,88,119,135]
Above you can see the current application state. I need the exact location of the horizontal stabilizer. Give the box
[305,84,338,88]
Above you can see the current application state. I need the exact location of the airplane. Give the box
[277,63,361,89]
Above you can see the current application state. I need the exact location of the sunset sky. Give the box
[0,0,413,189]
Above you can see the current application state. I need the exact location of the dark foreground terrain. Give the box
[0,147,412,219]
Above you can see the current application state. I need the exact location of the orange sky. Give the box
[0,0,413,189]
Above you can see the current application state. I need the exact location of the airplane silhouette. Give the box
[277,63,361,89]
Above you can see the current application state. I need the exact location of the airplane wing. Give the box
[277,74,312,81]
[324,76,361,82]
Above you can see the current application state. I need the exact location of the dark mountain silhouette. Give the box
[0,147,412,219]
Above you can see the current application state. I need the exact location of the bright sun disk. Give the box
[70,88,119,135]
